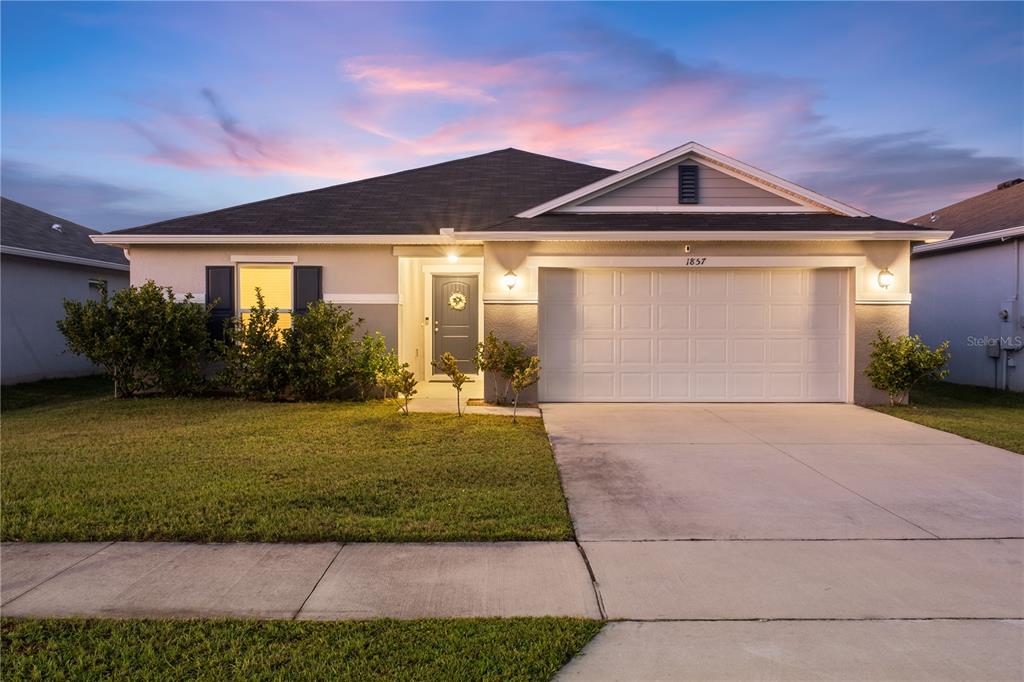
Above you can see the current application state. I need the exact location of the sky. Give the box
[2,1,1022,230]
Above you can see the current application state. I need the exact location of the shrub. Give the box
[865,331,950,405]
[355,332,402,400]
[217,289,288,401]
[510,356,541,423]
[58,281,211,398]
[474,333,532,405]
[282,302,360,400]
[432,351,468,416]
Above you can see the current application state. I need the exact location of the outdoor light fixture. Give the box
[877,268,895,289]
[447,252,459,263]
[502,270,519,290]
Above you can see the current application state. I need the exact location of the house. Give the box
[909,179,1024,391]
[93,142,949,404]
[1,197,130,384]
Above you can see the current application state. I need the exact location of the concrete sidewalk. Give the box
[1,541,599,620]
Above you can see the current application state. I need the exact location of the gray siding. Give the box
[910,238,1023,392]
[1,254,129,384]
[350,303,399,350]
[580,161,798,208]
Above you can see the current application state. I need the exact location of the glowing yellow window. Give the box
[238,264,292,332]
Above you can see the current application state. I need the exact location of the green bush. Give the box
[355,332,402,400]
[58,281,211,398]
[395,367,418,415]
[475,332,532,404]
[864,331,950,405]
[282,302,360,400]
[217,289,288,401]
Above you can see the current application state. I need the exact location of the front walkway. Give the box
[1,542,598,620]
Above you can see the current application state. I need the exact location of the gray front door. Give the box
[433,274,478,374]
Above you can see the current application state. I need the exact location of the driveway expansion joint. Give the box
[292,542,345,620]
[0,540,115,607]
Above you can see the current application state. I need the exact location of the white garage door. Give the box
[538,268,849,402]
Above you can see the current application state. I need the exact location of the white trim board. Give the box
[912,225,1024,255]
[230,254,298,263]
[526,255,868,269]
[92,234,463,247]
[516,141,870,218]
[1,245,130,271]
[556,205,825,214]
[855,295,912,305]
[324,293,400,305]
[453,229,951,242]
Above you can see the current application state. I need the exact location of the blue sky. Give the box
[2,1,1021,229]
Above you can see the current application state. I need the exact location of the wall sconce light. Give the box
[447,252,459,263]
[501,270,519,290]
[877,268,895,289]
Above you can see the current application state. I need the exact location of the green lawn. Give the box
[1,378,573,542]
[1,618,603,681]
[873,381,1024,454]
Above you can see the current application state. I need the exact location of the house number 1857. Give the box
[685,257,707,266]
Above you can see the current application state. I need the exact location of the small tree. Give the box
[283,302,359,400]
[510,356,541,423]
[217,289,288,400]
[432,352,468,416]
[396,366,418,416]
[864,331,950,406]
[474,332,503,403]
[58,280,211,398]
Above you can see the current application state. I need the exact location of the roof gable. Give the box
[517,141,869,218]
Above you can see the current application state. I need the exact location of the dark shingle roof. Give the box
[111,149,616,236]
[1,197,129,266]
[464,213,932,233]
[907,179,1024,239]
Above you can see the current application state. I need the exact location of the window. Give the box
[238,264,293,332]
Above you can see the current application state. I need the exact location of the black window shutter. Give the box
[293,266,323,315]
[205,266,234,340]
[678,165,700,204]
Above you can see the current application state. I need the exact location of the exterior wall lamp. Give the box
[447,252,459,263]
[501,270,519,290]
[877,268,895,289]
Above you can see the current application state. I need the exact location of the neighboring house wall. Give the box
[1,254,129,384]
[911,238,1024,391]
[579,160,798,208]
[127,245,400,347]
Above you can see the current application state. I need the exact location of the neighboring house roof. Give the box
[1,197,129,270]
[908,178,1024,239]
[909,179,1024,256]
[95,144,948,244]
[108,149,615,237]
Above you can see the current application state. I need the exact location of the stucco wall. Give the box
[128,244,400,347]
[911,239,1023,391]
[482,239,912,404]
[1,254,129,384]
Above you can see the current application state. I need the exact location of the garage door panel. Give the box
[620,305,653,331]
[731,303,766,330]
[539,268,848,402]
[657,271,690,297]
[619,338,653,364]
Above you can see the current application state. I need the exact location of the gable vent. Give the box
[678,165,699,204]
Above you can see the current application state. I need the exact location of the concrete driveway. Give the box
[544,403,1024,680]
